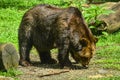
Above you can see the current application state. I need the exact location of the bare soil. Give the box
[17,50,120,80]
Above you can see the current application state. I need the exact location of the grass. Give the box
[0,8,25,48]
[0,0,120,79]
[0,68,22,80]
[96,46,120,70]
[97,76,120,80]
[96,32,120,70]
[77,76,120,80]
[97,31,120,46]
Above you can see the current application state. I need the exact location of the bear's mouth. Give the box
[82,65,89,69]
[74,57,90,69]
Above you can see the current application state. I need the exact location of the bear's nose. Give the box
[82,64,88,69]
[85,65,89,68]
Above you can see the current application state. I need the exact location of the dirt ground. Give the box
[17,50,120,80]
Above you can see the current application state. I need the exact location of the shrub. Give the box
[83,5,114,35]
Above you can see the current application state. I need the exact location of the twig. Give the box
[39,70,70,77]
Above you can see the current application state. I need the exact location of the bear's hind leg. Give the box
[19,40,33,66]
[38,50,57,64]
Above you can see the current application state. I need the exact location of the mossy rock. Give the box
[0,43,19,71]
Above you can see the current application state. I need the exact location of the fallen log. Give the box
[89,1,120,33]
[0,43,19,71]
[98,1,120,33]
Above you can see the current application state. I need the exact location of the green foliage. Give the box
[83,5,114,35]
[96,32,120,70]
[96,46,120,70]
[0,68,22,79]
[90,0,119,2]
[77,76,120,80]
[0,0,40,9]
[0,8,24,47]
[0,0,87,9]
[97,31,120,46]
[83,5,113,24]
[41,0,62,6]
[61,0,86,9]
[92,76,120,80]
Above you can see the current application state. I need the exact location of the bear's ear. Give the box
[80,38,89,47]
[94,36,98,43]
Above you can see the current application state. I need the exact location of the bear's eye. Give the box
[79,38,88,47]
[75,44,82,51]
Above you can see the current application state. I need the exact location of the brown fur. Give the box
[18,4,98,69]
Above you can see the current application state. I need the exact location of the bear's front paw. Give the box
[59,61,73,69]
[19,60,31,66]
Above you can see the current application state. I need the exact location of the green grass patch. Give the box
[97,31,120,46]
[0,8,25,47]
[95,31,120,70]
[96,37,120,70]
[0,0,73,9]
[77,76,120,80]
[0,68,22,80]
[0,0,41,9]
[95,76,120,80]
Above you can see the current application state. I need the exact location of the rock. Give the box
[0,43,19,71]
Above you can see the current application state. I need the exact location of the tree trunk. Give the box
[0,43,19,71]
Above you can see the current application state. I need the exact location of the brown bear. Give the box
[18,4,98,69]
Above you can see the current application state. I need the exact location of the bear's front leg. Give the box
[57,37,72,69]
[18,27,33,66]
[58,49,72,69]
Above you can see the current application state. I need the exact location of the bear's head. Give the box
[80,37,98,68]
[68,7,98,68]
[70,37,98,68]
